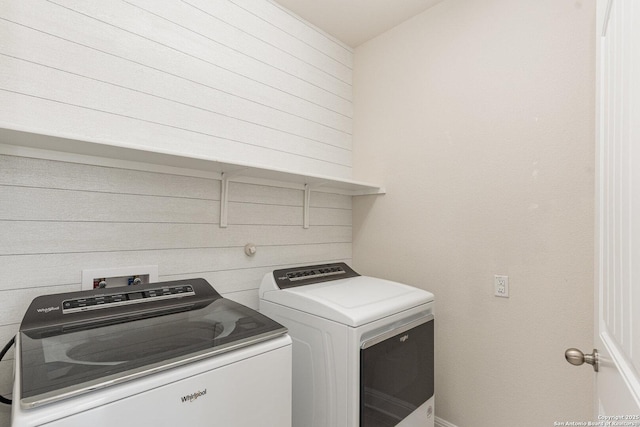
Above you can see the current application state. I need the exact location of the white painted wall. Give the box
[352,1,595,426]
[0,0,353,423]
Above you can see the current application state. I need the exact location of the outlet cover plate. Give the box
[494,275,509,298]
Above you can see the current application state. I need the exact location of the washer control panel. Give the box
[62,285,195,314]
[20,278,219,334]
[273,262,359,289]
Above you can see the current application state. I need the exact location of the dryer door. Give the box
[360,315,434,427]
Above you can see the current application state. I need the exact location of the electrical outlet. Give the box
[494,275,509,298]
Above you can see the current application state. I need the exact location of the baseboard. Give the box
[435,416,459,427]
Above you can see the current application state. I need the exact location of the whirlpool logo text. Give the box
[36,306,60,314]
[181,389,207,403]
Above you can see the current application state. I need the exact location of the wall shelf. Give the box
[0,125,385,228]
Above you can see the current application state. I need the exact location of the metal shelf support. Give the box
[303,184,311,229]
[219,170,247,228]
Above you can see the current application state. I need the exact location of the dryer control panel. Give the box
[273,262,359,289]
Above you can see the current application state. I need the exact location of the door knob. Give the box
[565,348,599,372]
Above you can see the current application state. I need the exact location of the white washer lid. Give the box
[260,276,434,327]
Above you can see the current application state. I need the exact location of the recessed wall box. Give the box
[81,265,159,291]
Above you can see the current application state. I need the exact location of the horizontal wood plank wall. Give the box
[0,0,353,178]
[0,154,353,400]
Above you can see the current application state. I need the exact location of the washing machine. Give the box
[10,278,292,427]
[259,262,435,427]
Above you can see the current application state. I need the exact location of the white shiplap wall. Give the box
[0,0,354,420]
[0,154,353,404]
[0,0,353,178]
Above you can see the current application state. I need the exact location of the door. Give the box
[594,0,640,417]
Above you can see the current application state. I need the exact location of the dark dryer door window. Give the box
[360,316,434,427]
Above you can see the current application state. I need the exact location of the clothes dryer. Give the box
[259,263,434,427]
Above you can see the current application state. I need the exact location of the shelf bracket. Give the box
[302,182,329,229]
[219,170,247,228]
[303,184,311,229]
[220,174,231,228]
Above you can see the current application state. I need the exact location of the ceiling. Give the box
[273,0,444,48]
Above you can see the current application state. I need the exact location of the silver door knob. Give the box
[565,348,599,372]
